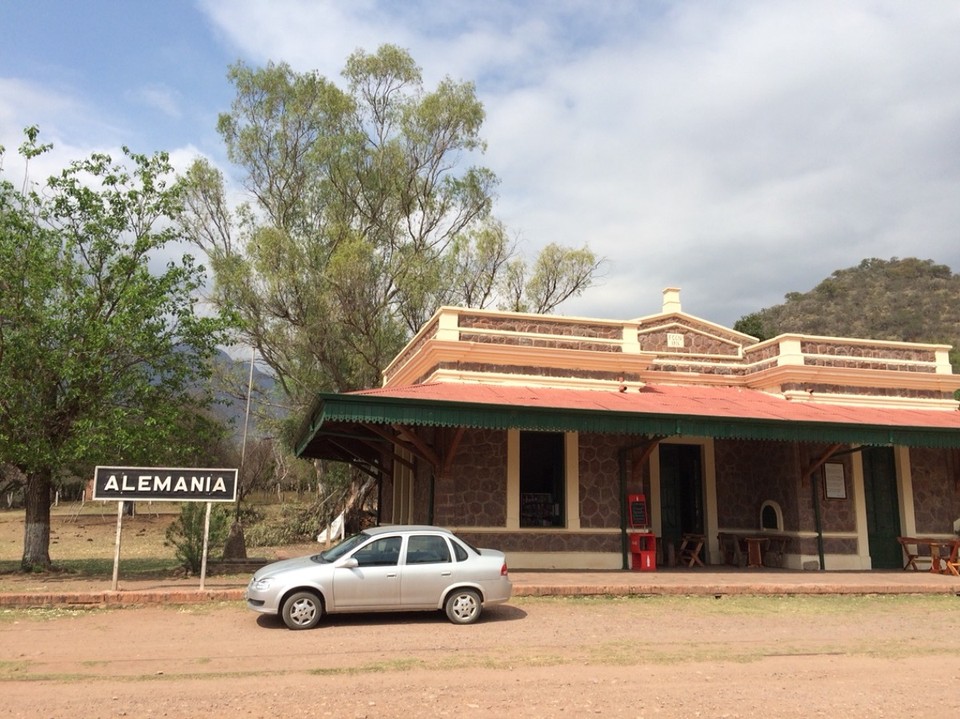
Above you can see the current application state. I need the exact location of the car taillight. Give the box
[500,562,509,577]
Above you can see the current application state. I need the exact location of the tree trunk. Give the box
[22,467,52,570]
[222,521,248,560]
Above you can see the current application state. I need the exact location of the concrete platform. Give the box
[1,568,958,608]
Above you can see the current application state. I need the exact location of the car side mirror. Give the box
[337,557,359,569]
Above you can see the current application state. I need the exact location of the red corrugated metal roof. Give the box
[355,382,960,431]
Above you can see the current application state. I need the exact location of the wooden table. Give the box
[898,536,960,574]
[717,532,790,568]
[927,537,960,574]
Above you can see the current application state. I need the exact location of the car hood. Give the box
[253,554,322,580]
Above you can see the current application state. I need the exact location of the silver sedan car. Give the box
[245,525,513,629]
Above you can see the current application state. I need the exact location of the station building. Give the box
[295,288,960,570]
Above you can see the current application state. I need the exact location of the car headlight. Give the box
[251,577,274,591]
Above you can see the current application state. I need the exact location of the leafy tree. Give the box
[181,45,601,425]
[732,312,773,341]
[0,128,236,570]
[498,242,603,314]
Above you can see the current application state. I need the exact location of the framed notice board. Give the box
[628,493,648,527]
[823,463,847,500]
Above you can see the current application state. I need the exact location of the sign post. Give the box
[93,466,238,590]
[112,501,124,591]
[200,502,213,590]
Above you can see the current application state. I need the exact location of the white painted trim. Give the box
[851,450,871,567]
[565,432,580,530]
[895,446,916,537]
[506,429,519,530]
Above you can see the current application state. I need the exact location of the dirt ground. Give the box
[2,593,960,719]
[3,509,960,718]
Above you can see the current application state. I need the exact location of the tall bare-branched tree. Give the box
[179,46,601,523]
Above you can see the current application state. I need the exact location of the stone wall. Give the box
[578,433,630,529]
[637,320,743,357]
[800,339,937,368]
[909,447,960,533]
[419,427,959,565]
[458,313,622,340]
[455,530,621,554]
[714,439,800,531]
[434,429,508,527]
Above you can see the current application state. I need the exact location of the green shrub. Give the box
[165,502,231,574]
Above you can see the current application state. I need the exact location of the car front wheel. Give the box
[281,591,323,630]
[444,588,482,624]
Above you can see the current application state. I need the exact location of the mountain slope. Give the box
[735,258,960,366]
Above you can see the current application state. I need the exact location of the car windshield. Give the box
[314,532,368,563]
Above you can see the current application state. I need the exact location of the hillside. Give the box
[734,258,960,367]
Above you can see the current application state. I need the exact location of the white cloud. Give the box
[131,84,183,119]
[192,1,960,324]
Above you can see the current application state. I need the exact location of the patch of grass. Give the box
[0,606,107,623]
[309,657,424,676]
[1,556,179,576]
[0,660,32,678]
[513,593,960,616]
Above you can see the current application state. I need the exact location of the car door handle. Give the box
[440,571,451,576]
[387,572,397,578]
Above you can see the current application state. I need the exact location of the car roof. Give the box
[361,525,453,537]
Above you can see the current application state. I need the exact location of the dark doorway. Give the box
[862,446,902,569]
[519,431,565,527]
[659,443,704,549]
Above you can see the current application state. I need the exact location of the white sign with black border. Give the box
[93,466,238,502]
[92,466,238,591]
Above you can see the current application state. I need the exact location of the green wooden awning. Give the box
[295,384,960,462]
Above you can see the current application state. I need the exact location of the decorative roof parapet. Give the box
[383,306,655,388]
[381,304,960,405]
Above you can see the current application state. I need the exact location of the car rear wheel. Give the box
[281,591,323,630]
[444,588,482,624]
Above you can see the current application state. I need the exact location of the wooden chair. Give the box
[678,533,705,567]
[897,537,932,571]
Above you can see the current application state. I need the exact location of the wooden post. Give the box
[111,501,124,591]
[199,502,212,591]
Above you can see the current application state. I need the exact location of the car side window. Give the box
[405,534,451,564]
[451,539,469,562]
[352,536,401,567]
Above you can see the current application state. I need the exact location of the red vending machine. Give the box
[627,493,656,571]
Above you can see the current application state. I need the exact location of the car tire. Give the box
[444,588,482,624]
[281,591,323,630]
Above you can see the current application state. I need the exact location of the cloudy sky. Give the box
[3,0,960,327]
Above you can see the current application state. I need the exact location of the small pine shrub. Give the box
[165,502,231,574]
